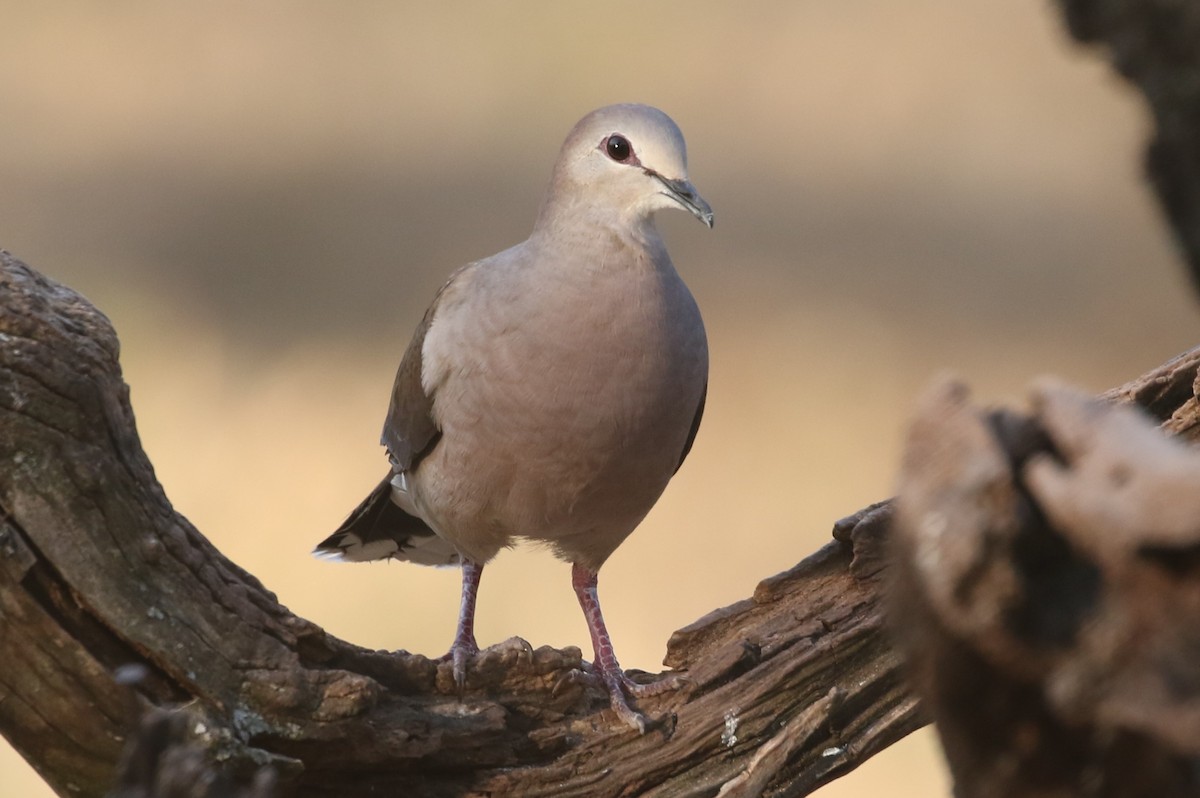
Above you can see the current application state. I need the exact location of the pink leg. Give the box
[446,558,482,690]
[571,562,653,733]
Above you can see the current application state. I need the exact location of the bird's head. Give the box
[542,103,713,231]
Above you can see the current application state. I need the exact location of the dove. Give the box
[316,103,711,731]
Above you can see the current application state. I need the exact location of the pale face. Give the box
[553,104,713,228]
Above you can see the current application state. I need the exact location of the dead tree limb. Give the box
[890,366,1200,797]
[0,248,921,797]
[896,8,1200,779]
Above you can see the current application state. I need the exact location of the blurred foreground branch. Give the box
[0,248,920,797]
[891,360,1200,797]
[873,4,1200,793]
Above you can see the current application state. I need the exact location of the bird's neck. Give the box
[533,195,662,254]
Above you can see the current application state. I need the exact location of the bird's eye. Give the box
[605,134,632,162]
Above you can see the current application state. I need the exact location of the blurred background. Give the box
[2,1,1196,795]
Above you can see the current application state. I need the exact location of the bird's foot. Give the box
[562,663,687,733]
[622,670,688,699]
[569,562,691,733]
[600,667,649,734]
[437,634,480,693]
[437,558,484,695]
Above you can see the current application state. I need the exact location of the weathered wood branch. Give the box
[879,6,1200,791]
[0,248,922,797]
[890,361,1200,797]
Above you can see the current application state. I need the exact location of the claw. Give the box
[442,637,480,694]
[553,667,598,696]
[605,678,647,733]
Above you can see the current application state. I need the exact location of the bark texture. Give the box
[0,249,920,797]
[890,361,1200,797]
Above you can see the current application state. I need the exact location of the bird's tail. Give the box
[314,475,459,566]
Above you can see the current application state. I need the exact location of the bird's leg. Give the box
[444,557,482,691]
[571,562,655,733]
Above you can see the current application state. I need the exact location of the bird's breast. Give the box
[412,243,707,561]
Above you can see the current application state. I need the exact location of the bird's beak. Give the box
[649,171,714,228]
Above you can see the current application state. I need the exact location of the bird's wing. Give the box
[675,381,707,473]
[380,266,474,472]
[315,267,485,566]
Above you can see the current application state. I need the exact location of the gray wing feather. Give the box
[675,381,707,473]
[381,299,441,471]
[380,264,478,471]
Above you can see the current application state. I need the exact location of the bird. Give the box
[315,103,712,732]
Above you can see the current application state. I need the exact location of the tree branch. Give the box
[890,362,1200,797]
[0,248,921,797]
[878,4,1200,791]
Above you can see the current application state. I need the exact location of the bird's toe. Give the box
[437,636,480,693]
[590,664,689,734]
[621,670,689,699]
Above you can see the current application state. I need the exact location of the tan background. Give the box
[2,2,1196,795]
